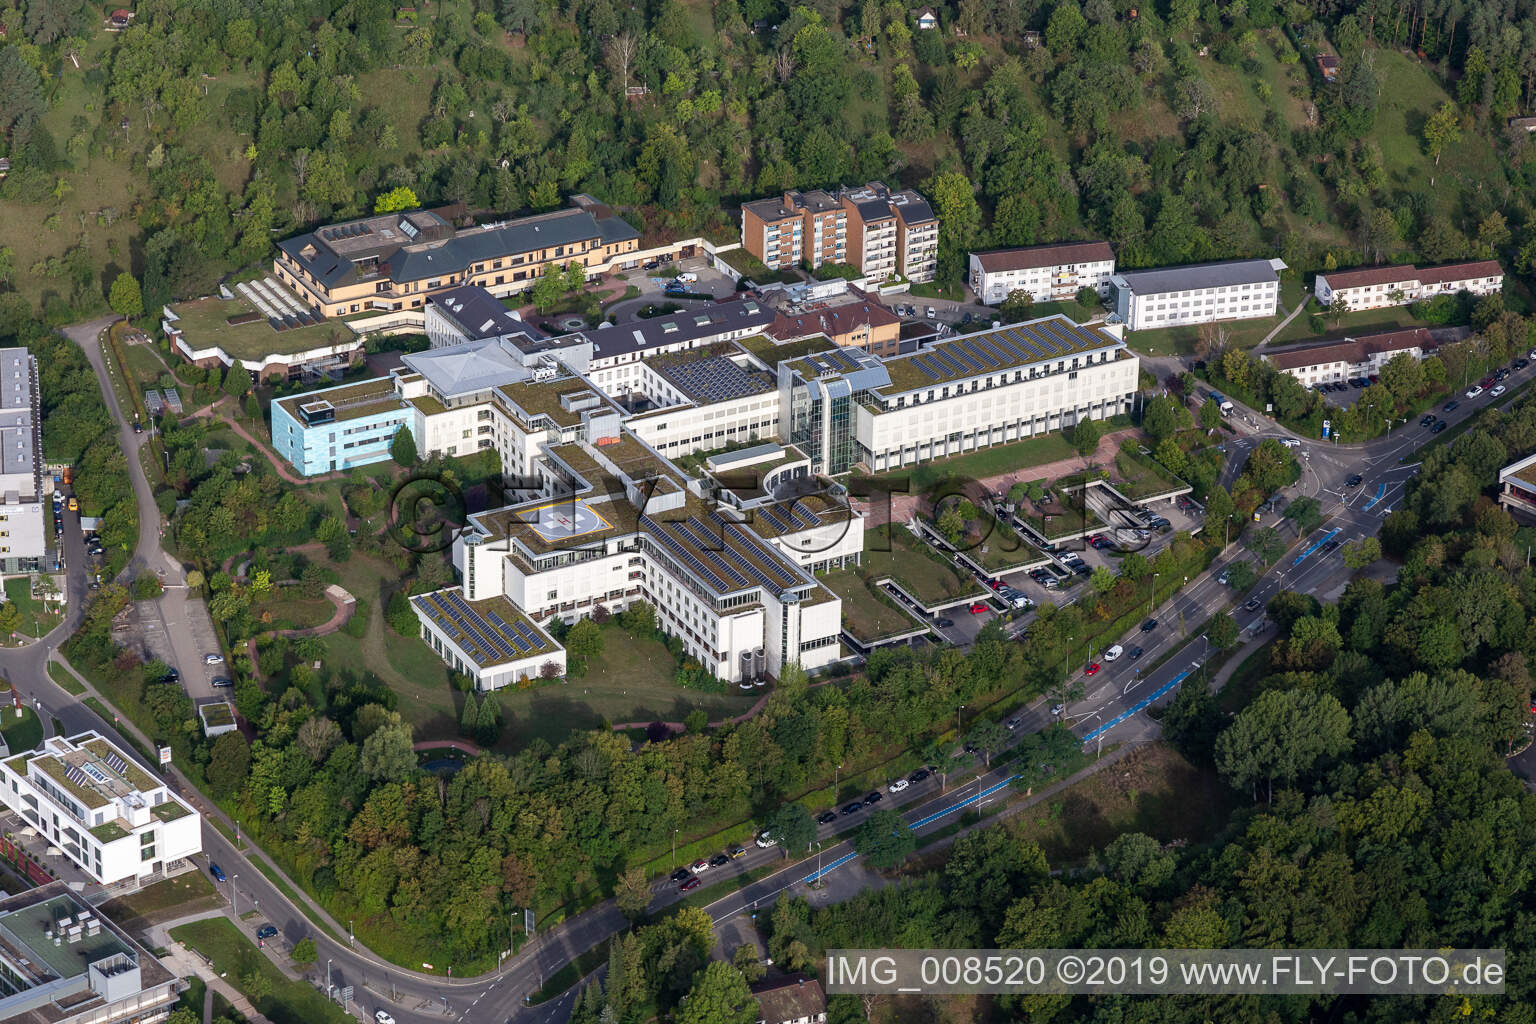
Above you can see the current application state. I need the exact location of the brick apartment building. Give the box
[741,182,939,282]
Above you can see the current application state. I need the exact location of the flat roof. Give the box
[274,377,405,424]
[0,892,135,982]
[1112,258,1284,295]
[411,589,560,668]
[741,493,854,539]
[649,354,774,404]
[1500,451,1536,491]
[495,378,609,429]
[876,314,1121,394]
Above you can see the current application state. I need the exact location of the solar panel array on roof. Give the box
[756,504,792,532]
[643,515,731,591]
[710,511,804,590]
[657,357,771,404]
[787,500,819,529]
[104,753,129,776]
[418,590,551,666]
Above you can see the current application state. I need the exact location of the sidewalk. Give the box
[151,911,277,1024]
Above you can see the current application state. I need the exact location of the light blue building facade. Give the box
[270,377,412,476]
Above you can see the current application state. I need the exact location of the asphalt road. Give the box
[0,317,1476,1024]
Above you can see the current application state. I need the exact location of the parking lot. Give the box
[119,591,225,702]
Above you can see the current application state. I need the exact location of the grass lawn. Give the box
[1266,301,1445,347]
[169,918,353,1024]
[819,569,922,643]
[250,592,334,631]
[4,576,63,638]
[168,295,356,362]
[959,514,1044,573]
[1218,641,1278,713]
[1111,447,1190,500]
[1028,297,1104,322]
[0,706,42,753]
[499,627,760,744]
[861,526,986,606]
[855,431,1078,493]
[101,870,222,930]
[738,334,837,366]
[908,280,967,301]
[1008,743,1236,864]
[48,661,85,695]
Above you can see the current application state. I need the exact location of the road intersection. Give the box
[0,323,1511,1023]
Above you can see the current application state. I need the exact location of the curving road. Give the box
[0,317,1487,1024]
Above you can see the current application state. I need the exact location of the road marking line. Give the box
[1080,667,1194,745]
[1292,527,1340,566]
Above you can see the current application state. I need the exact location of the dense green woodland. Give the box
[7,0,1536,320]
[747,398,1536,1024]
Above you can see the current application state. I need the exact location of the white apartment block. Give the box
[969,242,1116,305]
[1264,328,1435,386]
[777,316,1138,475]
[0,732,201,888]
[0,348,45,574]
[1313,260,1504,311]
[1111,259,1286,330]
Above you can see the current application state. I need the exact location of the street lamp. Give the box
[957,704,965,737]
[1148,572,1160,614]
[229,874,238,919]
[671,828,679,870]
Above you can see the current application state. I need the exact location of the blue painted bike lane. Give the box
[1080,667,1194,746]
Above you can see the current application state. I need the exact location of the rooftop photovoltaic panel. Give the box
[756,504,792,532]
[1001,328,1044,359]
[643,516,730,591]
[786,500,819,529]
[973,334,1014,367]
[947,344,983,374]
[414,590,551,667]
[672,519,754,588]
[931,347,966,377]
[1023,322,1066,354]
[911,356,938,380]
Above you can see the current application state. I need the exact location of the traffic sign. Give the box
[1322,419,1331,439]
[524,908,535,937]
[337,985,353,1007]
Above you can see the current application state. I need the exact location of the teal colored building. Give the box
[271,377,412,476]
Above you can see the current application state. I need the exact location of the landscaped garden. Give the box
[860,525,986,607]
[819,569,922,644]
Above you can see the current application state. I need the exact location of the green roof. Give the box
[90,820,131,843]
[152,800,193,823]
[34,756,112,809]
[169,294,360,360]
[275,377,407,424]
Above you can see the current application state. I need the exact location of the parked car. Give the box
[863,791,883,806]
[691,858,710,873]
[968,602,989,614]
[908,768,931,783]
[1051,704,1065,716]
[1103,644,1124,662]
[1492,384,1507,397]
[710,853,731,867]
[1142,618,1158,632]
[670,868,692,882]
[132,420,143,434]
[842,801,864,816]
[211,677,233,688]
[728,846,746,859]
[935,617,954,628]
[755,831,778,848]
[375,1012,396,1024]
[816,811,837,825]
[888,778,910,793]
[256,925,278,940]
[1084,662,1101,676]
[204,653,224,665]
[680,875,701,892]
[1420,414,1436,427]
[209,863,226,883]
[1517,359,1530,370]
[1467,385,1485,398]
[925,306,937,319]
[1005,717,1021,730]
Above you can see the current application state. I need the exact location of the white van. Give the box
[676,271,698,285]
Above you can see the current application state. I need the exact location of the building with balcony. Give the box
[1264,328,1436,387]
[1313,260,1504,311]
[0,882,182,1024]
[740,191,846,272]
[765,290,901,357]
[969,241,1116,305]
[1499,451,1536,522]
[273,196,641,318]
[1110,258,1285,330]
[0,732,201,889]
[0,348,45,574]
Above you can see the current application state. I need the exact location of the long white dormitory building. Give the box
[272,286,1138,690]
[1110,258,1286,330]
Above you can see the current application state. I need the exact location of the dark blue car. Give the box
[209,863,226,883]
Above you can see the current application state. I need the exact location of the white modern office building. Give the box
[0,348,45,574]
[777,315,1139,475]
[968,241,1116,305]
[1110,258,1285,330]
[0,882,183,1024]
[1313,260,1504,311]
[0,732,201,888]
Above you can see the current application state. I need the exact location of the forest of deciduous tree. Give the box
[6,0,1536,328]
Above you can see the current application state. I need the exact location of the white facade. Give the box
[0,732,201,887]
[1266,329,1435,387]
[969,244,1116,305]
[0,348,44,572]
[859,351,1138,472]
[1111,259,1285,330]
[1314,261,1504,311]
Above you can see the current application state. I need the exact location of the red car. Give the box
[680,875,701,892]
[968,602,989,614]
[1084,663,1101,676]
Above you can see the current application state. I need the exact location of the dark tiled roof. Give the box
[753,975,827,1024]
[1319,264,1421,290]
[569,299,777,361]
[766,299,900,342]
[429,286,546,344]
[1418,260,1503,285]
[1265,328,1435,371]
[973,241,1115,273]
[1113,258,1281,294]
